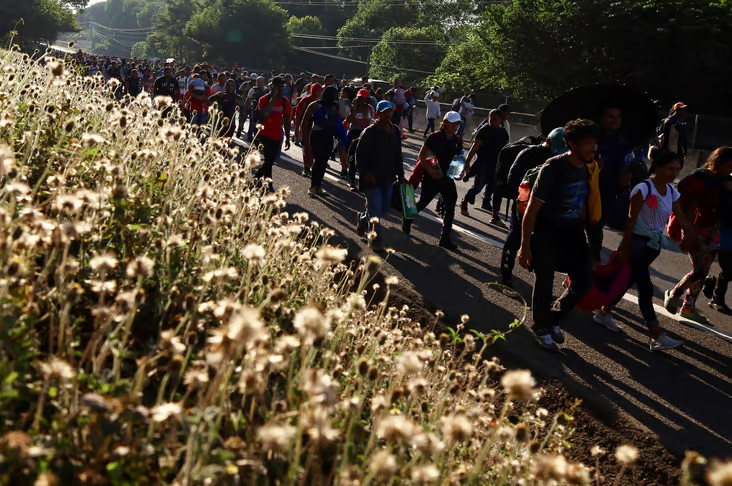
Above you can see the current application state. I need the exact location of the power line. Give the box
[79,21,154,32]
[291,33,445,45]
[291,45,436,75]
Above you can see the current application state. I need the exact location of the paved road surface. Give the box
[236,126,732,459]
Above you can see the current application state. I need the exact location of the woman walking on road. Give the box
[402,111,463,251]
[345,89,375,190]
[663,147,732,325]
[592,150,694,350]
[300,86,348,197]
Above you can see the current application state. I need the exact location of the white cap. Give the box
[444,111,461,123]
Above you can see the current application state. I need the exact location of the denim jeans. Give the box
[464,159,501,211]
[609,235,661,328]
[192,112,208,125]
[361,185,394,244]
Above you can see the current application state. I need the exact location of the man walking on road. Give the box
[355,100,405,252]
[253,76,291,190]
[518,119,599,351]
[460,109,509,226]
[499,128,567,292]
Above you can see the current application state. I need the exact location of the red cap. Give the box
[310,82,323,93]
[673,102,688,111]
[357,88,370,98]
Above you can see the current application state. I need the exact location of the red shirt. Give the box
[258,94,291,141]
[185,86,214,114]
[295,95,316,122]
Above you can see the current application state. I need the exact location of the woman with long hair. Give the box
[664,146,732,324]
[300,86,347,197]
[592,149,695,350]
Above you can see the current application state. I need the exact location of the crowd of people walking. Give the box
[66,51,732,353]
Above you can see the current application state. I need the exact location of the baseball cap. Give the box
[443,111,461,123]
[357,88,370,98]
[310,82,323,93]
[376,100,394,113]
[673,102,688,111]
[547,127,568,155]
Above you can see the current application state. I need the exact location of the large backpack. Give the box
[451,98,461,112]
[515,164,544,216]
[495,136,543,198]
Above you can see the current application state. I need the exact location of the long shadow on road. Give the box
[272,149,732,459]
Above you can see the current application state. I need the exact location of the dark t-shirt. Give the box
[532,154,590,230]
[356,123,403,190]
[425,131,462,172]
[210,92,243,118]
[475,124,509,166]
[154,76,179,98]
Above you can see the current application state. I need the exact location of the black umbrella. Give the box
[540,83,658,147]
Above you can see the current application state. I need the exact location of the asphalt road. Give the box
[236,122,732,460]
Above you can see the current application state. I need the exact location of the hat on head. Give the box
[310,82,323,92]
[357,88,369,98]
[250,74,258,80]
[547,127,568,155]
[673,102,688,111]
[443,111,461,123]
[376,100,394,113]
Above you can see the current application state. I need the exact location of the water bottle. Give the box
[447,150,466,179]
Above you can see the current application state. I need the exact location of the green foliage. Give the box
[130,40,149,58]
[369,26,448,87]
[183,0,289,66]
[0,0,80,51]
[286,15,325,35]
[432,0,732,114]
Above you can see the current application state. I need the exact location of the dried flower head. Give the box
[500,369,536,401]
[440,414,473,444]
[369,450,399,478]
[126,256,154,278]
[150,402,182,422]
[707,460,732,486]
[257,422,296,453]
[39,357,75,382]
[293,306,329,343]
[0,143,15,176]
[615,444,639,465]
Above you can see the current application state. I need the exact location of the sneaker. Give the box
[490,217,507,229]
[535,333,560,352]
[438,236,458,251]
[702,276,716,299]
[316,185,326,195]
[402,219,412,236]
[340,169,349,181]
[650,333,684,351]
[349,181,358,192]
[499,280,520,298]
[307,186,317,198]
[401,134,408,141]
[708,299,732,315]
[302,168,312,178]
[460,200,469,216]
[592,311,623,332]
[355,212,366,237]
[679,308,710,326]
[663,290,681,314]
[550,325,565,344]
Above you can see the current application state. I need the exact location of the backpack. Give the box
[451,98,461,112]
[495,136,543,198]
[516,164,544,216]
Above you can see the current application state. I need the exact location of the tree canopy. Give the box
[0,0,81,50]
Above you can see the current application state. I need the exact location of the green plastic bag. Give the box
[400,182,418,219]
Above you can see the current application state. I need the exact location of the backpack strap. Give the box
[643,180,653,205]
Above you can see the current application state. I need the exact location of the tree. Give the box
[0,0,80,50]
[286,15,325,36]
[146,0,200,62]
[433,0,732,114]
[369,26,448,87]
[183,0,289,66]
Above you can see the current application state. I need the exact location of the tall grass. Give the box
[0,48,728,485]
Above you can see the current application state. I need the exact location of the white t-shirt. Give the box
[425,100,441,119]
[631,180,680,233]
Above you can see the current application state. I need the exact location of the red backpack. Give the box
[667,168,720,241]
